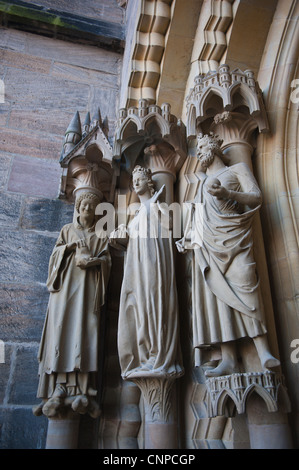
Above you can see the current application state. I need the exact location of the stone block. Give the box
[0,27,27,52]
[0,154,11,188]
[0,228,55,284]
[0,344,13,404]
[0,49,52,74]
[7,155,62,198]
[8,345,40,406]
[0,283,49,342]
[0,191,23,228]
[0,128,62,161]
[0,101,11,127]
[5,65,89,111]
[21,197,74,232]
[26,32,122,72]
[51,61,120,88]
[24,0,124,25]
[0,407,48,449]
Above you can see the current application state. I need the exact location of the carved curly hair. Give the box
[197,133,224,157]
[132,165,155,196]
[75,192,101,212]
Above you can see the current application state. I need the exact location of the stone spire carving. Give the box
[82,111,91,138]
[62,111,82,157]
[58,107,115,205]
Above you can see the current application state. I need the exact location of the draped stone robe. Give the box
[118,195,184,380]
[37,220,111,398]
[188,163,267,353]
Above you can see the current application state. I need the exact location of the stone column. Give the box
[143,140,185,205]
[210,111,257,168]
[46,412,80,449]
[134,377,178,449]
[246,394,293,449]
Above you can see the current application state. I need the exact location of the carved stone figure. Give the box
[110,166,184,380]
[176,134,280,377]
[34,191,111,418]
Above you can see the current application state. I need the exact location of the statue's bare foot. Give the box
[71,394,89,414]
[205,360,239,378]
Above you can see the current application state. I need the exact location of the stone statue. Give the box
[34,191,111,418]
[110,166,184,380]
[176,133,280,377]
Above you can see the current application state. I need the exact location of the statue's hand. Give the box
[76,257,89,269]
[65,242,77,253]
[176,238,187,254]
[77,257,102,268]
[207,184,230,200]
[152,184,166,203]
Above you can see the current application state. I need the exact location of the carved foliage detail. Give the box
[133,377,175,423]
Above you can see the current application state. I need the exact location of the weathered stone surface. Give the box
[8,345,40,405]
[7,156,62,197]
[5,66,89,112]
[0,283,48,342]
[0,0,125,51]
[0,228,55,284]
[0,49,52,74]
[21,197,74,232]
[0,27,27,52]
[26,32,122,72]
[0,102,11,127]
[0,154,11,190]
[0,154,11,189]
[0,129,62,161]
[0,344,13,403]
[24,0,124,25]
[0,407,48,449]
[51,61,120,89]
[0,191,23,228]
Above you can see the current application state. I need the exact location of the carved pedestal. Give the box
[133,377,178,449]
[46,411,80,449]
[205,371,292,449]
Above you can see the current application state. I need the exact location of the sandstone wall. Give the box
[0,22,122,448]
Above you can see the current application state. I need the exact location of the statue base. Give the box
[205,371,291,418]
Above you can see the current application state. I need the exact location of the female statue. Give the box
[110,166,183,380]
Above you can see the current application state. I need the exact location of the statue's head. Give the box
[132,165,155,196]
[75,191,101,215]
[196,133,223,169]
